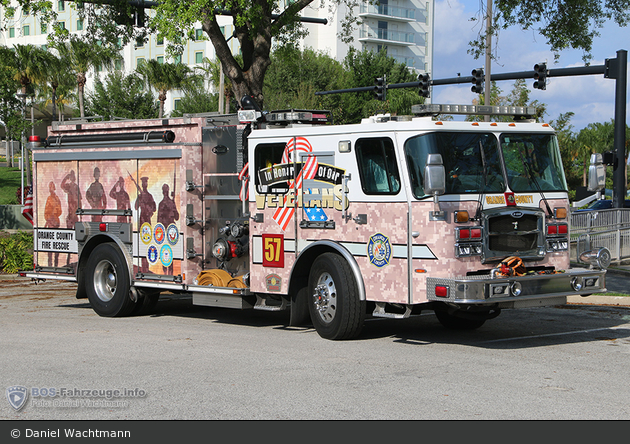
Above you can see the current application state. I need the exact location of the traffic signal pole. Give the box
[316,50,628,207]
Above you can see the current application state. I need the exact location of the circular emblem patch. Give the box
[147,245,159,264]
[154,223,165,245]
[167,223,179,245]
[160,244,173,267]
[140,223,152,245]
[367,233,391,268]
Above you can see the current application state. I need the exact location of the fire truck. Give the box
[24,99,610,340]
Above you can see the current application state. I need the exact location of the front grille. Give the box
[482,208,544,263]
[488,214,538,232]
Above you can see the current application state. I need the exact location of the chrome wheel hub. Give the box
[94,260,117,303]
[313,272,337,324]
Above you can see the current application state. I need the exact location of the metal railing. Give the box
[570,208,630,264]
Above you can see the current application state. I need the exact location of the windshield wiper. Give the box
[517,147,553,216]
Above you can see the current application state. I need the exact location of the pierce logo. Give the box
[6,386,28,411]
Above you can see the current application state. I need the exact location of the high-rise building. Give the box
[0,0,433,121]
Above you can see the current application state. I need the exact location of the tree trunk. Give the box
[158,91,167,118]
[77,72,87,118]
[52,85,57,122]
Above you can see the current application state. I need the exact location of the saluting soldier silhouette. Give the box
[85,166,106,222]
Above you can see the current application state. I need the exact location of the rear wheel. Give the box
[85,242,135,317]
[308,253,365,340]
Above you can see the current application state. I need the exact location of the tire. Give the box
[434,310,486,330]
[308,253,365,340]
[85,242,135,317]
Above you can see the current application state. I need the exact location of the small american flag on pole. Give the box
[22,186,33,225]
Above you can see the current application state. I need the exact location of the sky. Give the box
[431,0,630,132]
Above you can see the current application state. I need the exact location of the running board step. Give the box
[254,295,288,311]
[372,302,412,319]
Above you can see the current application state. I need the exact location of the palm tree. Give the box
[136,59,199,118]
[38,51,76,122]
[8,44,49,186]
[56,36,117,118]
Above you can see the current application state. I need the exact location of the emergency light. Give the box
[412,104,538,118]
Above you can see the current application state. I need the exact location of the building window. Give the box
[41,45,47,52]
[173,54,181,64]
[41,23,47,34]
[22,25,30,36]
[117,38,122,48]
[58,21,65,30]
[95,64,103,73]
[157,56,164,64]
[135,37,144,48]
[115,59,123,71]
[195,52,203,64]
[58,1,65,11]
[173,98,181,110]
[220,26,225,36]
[137,57,145,68]
[77,19,83,31]
[195,28,203,41]
[157,36,164,46]
[9,27,15,38]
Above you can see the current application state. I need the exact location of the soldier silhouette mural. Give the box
[85,166,106,222]
[158,183,179,274]
[133,176,156,273]
[44,181,62,267]
[60,169,81,267]
[109,176,130,223]
[61,169,81,229]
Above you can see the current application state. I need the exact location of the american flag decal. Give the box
[272,137,317,231]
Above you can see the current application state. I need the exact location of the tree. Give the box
[136,60,200,118]
[85,70,159,120]
[263,45,348,115]
[55,36,118,118]
[470,0,630,63]
[38,51,76,122]
[340,48,422,124]
[0,47,31,167]
[149,0,361,108]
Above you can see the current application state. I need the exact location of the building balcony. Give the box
[359,4,420,22]
[359,26,424,47]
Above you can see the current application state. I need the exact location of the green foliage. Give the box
[85,71,159,120]
[469,0,630,63]
[0,231,33,274]
[170,89,219,117]
[136,60,200,118]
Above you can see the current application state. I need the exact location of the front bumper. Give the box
[426,267,606,306]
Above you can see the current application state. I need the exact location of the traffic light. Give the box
[471,68,484,94]
[374,77,386,101]
[418,73,430,98]
[534,63,547,90]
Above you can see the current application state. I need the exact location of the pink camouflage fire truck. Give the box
[24,99,610,340]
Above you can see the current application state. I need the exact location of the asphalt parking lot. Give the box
[1,276,629,421]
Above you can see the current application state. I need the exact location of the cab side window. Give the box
[356,138,400,195]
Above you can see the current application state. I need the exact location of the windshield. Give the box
[404,132,505,198]
[501,133,567,192]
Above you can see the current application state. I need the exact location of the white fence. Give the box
[570,208,630,264]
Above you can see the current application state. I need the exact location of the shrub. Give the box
[0,231,33,274]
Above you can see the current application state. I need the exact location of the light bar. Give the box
[266,110,331,124]
[412,104,538,117]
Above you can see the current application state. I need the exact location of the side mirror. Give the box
[587,153,606,192]
[424,153,446,196]
[424,154,446,221]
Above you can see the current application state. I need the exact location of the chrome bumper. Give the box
[426,267,606,305]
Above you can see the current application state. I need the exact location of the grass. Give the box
[0,166,24,205]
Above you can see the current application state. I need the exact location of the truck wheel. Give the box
[308,253,365,340]
[434,310,486,330]
[85,242,135,317]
